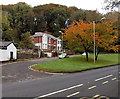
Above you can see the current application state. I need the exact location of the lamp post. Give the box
[93,17,106,64]
[93,21,96,64]
[59,31,64,53]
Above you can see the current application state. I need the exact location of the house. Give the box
[0,41,17,61]
[31,32,62,52]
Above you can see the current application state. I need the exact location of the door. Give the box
[10,52,13,60]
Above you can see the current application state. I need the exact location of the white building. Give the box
[31,32,62,51]
[0,41,17,61]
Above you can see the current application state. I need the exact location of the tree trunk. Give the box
[95,48,100,61]
[85,51,89,61]
[95,53,98,61]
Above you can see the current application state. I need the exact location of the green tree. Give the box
[2,11,19,44]
[85,10,102,22]
[20,32,33,49]
[70,9,86,22]
[12,2,33,39]
[33,3,70,37]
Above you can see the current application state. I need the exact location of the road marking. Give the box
[88,86,96,90]
[67,92,80,97]
[34,84,83,99]
[95,75,113,81]
[93,94,100,98]
[112,78,117,80]
[102,81,109,84]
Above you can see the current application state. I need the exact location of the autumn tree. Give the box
[64,21,93,61]
[94,20,119,60]
[64,20,119,61]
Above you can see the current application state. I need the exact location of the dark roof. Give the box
[0,41,12,49]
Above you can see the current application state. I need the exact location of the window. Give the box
[49,38,51,43]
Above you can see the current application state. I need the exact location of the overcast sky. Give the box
[0,0,107,14]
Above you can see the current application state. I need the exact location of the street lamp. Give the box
[93,17,106,64]
[59,31,64,53]
[93,21,96,64]
[58,19,69,53]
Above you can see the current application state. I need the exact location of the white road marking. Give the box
[67,92,80,97]
[112,78,117,80]
[34,84,83,99]
[93,94,100,98]
[102,81,109,84]
[88,86,97,90]
[95,75,113,81]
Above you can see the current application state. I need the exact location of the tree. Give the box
[33,3,70,37]
[64,20,119,61]
[94,20,119,60]
[85,10,102,22]
[105,12,119,30]
[2,11,20,47]
[70,9,86,22]
[20,32,33,49]
[12,2,33,39]
[64,20,93,61]
[104,0,120,11]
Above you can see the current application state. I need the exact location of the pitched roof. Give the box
[0,41,12,49]
[31,32,61,40]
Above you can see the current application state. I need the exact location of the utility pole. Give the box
[93,17,106,64]
[59,31,64,53]
[93,21,96,64]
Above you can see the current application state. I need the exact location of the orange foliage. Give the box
[64,20,119,52]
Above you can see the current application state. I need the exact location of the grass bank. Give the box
[32,54,119,73]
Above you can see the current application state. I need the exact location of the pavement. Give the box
[2,65,119,98]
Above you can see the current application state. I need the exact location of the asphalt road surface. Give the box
[2,55,80,84]
[2,57,59,84]
[2,65,119,98]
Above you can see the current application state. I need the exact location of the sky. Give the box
[0,0,107,14]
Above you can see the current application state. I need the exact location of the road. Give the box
[2,55,80,84]
[2,65,119,98]
[2,57,59,84]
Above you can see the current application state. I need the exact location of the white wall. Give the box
[57,39,62,51]
[42,34,48,49]
[7,43,17,60]
[0,49,9,61]
[0,43,17,61]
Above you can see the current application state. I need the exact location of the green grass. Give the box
[32,54,119,73]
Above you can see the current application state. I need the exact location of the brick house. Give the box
[31,32,62,52]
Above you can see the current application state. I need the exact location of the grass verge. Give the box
[32,54,119,73]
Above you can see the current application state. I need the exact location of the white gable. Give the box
[0,43,17,61]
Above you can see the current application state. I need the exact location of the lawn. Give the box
[32,54,119,73]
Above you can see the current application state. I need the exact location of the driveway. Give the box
[2,57,59,84]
